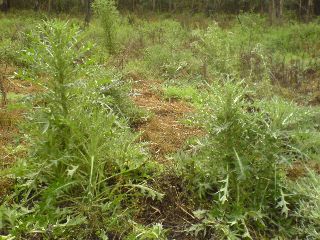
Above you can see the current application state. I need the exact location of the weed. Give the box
[1,20,162,239]
[127,222,168,239]
[177,79,320,238]
[93,0,120,54]
[1,10,320,240]
[291,169,320,238]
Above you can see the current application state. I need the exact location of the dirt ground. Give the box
[129,76,204,239]
[131,78,203,162]
[0,64,35,199]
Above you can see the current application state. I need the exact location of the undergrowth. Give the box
[0,20,163,239]
[177,79,320,239]
[1,10,320,240]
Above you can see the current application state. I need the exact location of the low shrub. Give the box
[0,20,162,239]
[92,0,120,54]
[177,79,320,238]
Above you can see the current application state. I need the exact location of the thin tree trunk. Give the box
[299,0,302,20]
[85,0,91,25]
[48,0,52,13]
[260,0,264,15]
[269,0,276,25]
[276,0,283,24]
[191,0,195,12]
[0,65,7,107]
[1,0,10,12]
[152,0,156,12]
[307,0,314,21]
[34,0,40,11]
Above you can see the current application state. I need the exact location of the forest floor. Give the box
[2,11,320,239]
[131,77,203,162]
[0,64,36,198]
[130,77,202,239]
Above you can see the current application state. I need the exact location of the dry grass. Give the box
[0,64,37,199]
[132,78,203,162]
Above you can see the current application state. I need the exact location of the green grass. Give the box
[163,85,198,101]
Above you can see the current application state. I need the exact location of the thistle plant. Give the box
[0,20,162,238]
[178,78,317,238]
[92,0,120,54]
[23,20,89,151]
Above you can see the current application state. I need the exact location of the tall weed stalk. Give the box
[0,20,162,239]
[93,0,120,54]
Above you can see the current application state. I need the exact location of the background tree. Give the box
[85,0,92,24]
[1,0,10,12]
[269,0,283,25]
[307,0,314,20]
[48,0,52,13]
[34,0,40,11]
[0,67,7,107]
[1,0,320,20]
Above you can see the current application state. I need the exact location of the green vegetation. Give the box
[1,3,320,239]
[92,0,120,54]
[177,81,320,238]
[1,18,162,239]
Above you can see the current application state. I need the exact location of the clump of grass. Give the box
[144,44,201,79]
[138,19,201,79]
[162,85,199,102]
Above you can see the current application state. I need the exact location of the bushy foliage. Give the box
[0,20,162,239]
[177,79,320,238]
[291,170,320,238]
[92,0,120,54]
[263,22,320,56]
[140,20,201,79]
[0,14,38,65]
[145,44,200,79]
[193,23,238,78]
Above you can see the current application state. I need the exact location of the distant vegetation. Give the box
[1,1,320,239]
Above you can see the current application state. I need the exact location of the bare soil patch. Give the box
[0,64,35,199]
[132,79,202,162]
[131,78,203,238]
[136,174,198,240]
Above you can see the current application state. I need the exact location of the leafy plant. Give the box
[292,169,320,239]
[177,79,318,238]
[1,20,161,239]
[162,85,199,103]
[127,222,168,240]
[92,0,120,54]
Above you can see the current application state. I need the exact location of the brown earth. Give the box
[136,174,198,240]
[129,75,203,239]
[0,64,35,200]
[131,77,203,162]
[287,160,320,181]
